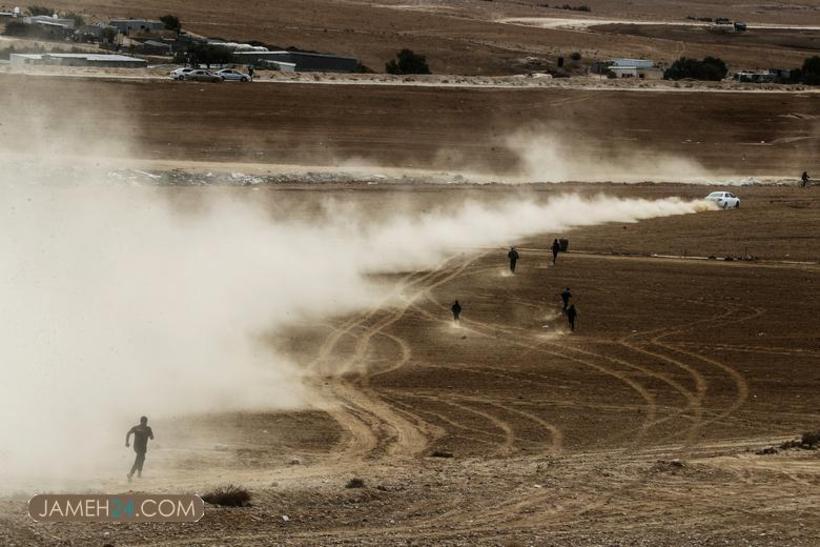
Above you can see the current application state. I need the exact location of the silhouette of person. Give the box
[507,247,520,273]
[248,65,255,81]
[451,300,462,322]
[126,416,154,481]
[561,287,572,311]
[551,239,561,265]
[802,171,810,188]
[567,304,577,331]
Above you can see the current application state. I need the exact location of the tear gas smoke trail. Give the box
[0,182,712,486]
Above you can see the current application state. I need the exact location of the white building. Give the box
[10,53,148,68]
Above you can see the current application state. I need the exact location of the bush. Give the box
[664,56,728,81]
[802,430,820,447]
[569,51,582,62]
[27,5,53,16]
[345,478,366,488]
[800,56,820,85]
[65,12,85,27]
[202,485,252,507]
[160,14,181,33]
[3,21,32,37]
[176,42,234,67]
[385,49,431,75]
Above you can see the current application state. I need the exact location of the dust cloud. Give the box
[0,180,712,486]
[0,91,713,487]
[503,129,714,183]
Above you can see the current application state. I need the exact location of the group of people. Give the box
[452,239,578,331]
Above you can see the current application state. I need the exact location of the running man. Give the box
[566,304,577,331]
[551,239,561,265]
[126,416,154,481]
[561,287,572,311]
[508,247,520,273]
[451,300,462,322]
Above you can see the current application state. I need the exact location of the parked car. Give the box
[216,69,251,82]
[170,67,194,80]
[705,191,741,209]
[181,69,223,83]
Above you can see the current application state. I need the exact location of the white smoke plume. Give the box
[0,179,713,487]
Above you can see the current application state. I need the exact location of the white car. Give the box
[180,69,223,82]
[706,191,741,209]
[170,67,194,80]
[216,69,251,82]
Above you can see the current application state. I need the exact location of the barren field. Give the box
[1,182,818,546]
[35,0,820,74]
[1,74,818,178]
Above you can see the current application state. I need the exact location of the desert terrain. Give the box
[25,0,820,73]
[0,183,818,546]
[1,1,819,546]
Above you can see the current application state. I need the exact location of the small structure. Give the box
[734,22,748,32]
[734,69,791,84]
[25,15,76,29]
[108,19,165,35]
[10,53,148,68]
[592,58,662,79]
[232,50,359,72]
[134,39,172,55]
[75,24,117,42]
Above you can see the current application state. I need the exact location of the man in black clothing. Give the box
[451,300,462,322]
[126,416,154,481]
[566,304,577,331]
[507,247,520,273]
[561,288,572,311]
[551,239,561,265]
[802,171,810,188]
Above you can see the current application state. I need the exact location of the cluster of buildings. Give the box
[1,11,360,72]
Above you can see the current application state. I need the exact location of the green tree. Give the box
[65,11,85,27]
[160,14,181,33]
[664,56,728,81]
[385,49,431,75]
[800,56,820,85]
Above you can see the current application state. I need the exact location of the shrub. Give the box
[202,485,252,507]
[664,56,728,81]
[65,12,85,27]
[345,478,366,488]
[800,56,820,85]
[160,14,181,33]
[802,430,820,447]
[3,21,31,37]
[27,5,53,16]
[569,51,582,62]
[385,49,431,75]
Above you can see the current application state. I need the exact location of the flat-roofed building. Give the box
[10,53,148,68]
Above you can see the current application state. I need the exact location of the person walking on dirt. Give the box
[551,239,561,265]
[561,287,572,311]
[126,416,154,482]
[801,171,810,188]
[507,247,520,273]
[451,300,462,322]
[566,304,577,332]
[248,65,255,81]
